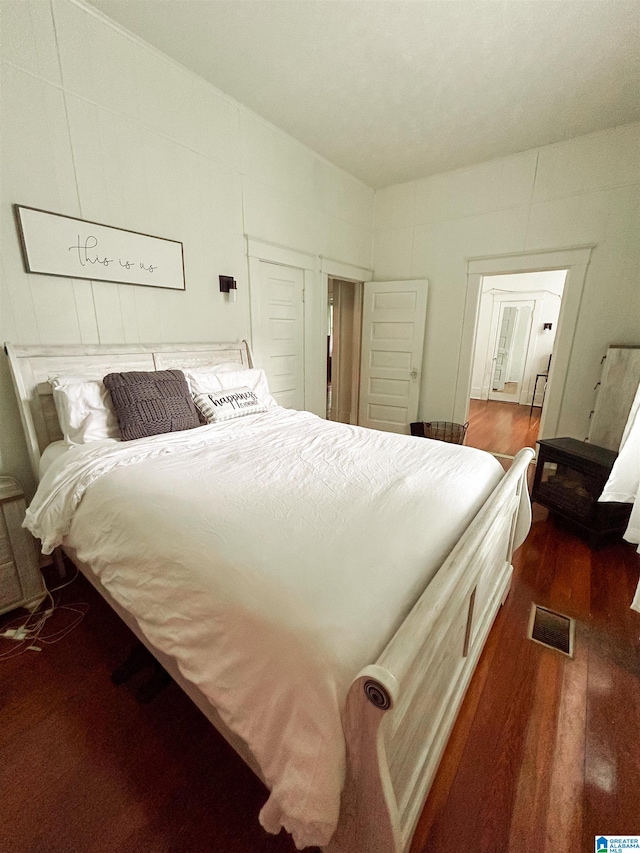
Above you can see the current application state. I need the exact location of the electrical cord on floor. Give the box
[47,563,79,594]
[0,571,88,660]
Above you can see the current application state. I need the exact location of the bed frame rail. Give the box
[327,447,534,853]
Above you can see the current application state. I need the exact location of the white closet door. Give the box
[358,279,428,433]
[253,261,305,410]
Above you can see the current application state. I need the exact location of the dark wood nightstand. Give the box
[532,437,632,548]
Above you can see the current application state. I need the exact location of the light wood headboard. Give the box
[5,341,253,482]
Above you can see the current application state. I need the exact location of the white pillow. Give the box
[193,387,268,422]
[184,367,277,408]
[49,376,120,445]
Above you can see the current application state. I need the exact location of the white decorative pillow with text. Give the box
[184,367,277,408]
[193,386,268,423]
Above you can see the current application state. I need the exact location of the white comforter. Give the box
[25,408,503,848]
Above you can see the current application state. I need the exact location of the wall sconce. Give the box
[219,275,237,302]
[543,322,553,332]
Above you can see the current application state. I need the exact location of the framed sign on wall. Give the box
[14,205,185,291]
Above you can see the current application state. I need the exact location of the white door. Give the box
[252,261,305,409]
[358,279,428,433]
[491,305,517,392]
[488,301,534,403]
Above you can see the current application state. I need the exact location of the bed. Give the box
[6,340,534,853]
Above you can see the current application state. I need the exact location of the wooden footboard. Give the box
[327,447,535,853]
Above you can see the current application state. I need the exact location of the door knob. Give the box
[410,369,418,381]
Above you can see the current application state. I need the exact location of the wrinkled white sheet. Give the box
[25,408,503,848]
[38,440,69,478]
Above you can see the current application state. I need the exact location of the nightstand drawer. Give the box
[0,560,23,610]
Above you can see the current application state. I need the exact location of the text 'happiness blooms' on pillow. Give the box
[49,376,120,445]
[193,387,268,423]
[103,369,200,441]
[183,367,277,408]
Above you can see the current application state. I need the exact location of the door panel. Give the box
[358,279,428,433]
[491,305,517,392]
[254,261,305,410]
[488,300,535,404]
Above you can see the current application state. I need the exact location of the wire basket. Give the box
[410,421,469,445]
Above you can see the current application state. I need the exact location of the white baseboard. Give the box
[470,387,488,400]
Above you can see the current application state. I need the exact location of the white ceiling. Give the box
[85,0,640,189]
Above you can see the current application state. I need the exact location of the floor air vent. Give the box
[527,604,575,657]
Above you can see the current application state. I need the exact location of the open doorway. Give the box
[466,270,567,457]
[326,277,363,423]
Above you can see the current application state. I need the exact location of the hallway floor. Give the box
[466,399,541,457]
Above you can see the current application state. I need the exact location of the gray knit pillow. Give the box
[103,369,200,441]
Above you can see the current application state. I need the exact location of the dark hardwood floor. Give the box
[0,572,300,853]
[1,512,639,853]
[466,399,542,457]
[411,504,640,852]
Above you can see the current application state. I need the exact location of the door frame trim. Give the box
[245,241,373,418]
[246,237,316,271]
[454,246,594,441]
[329,278,364,424]
[321,258,372,421]
[320,257,372,281]
[245,236,319,414]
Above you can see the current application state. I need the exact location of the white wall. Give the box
[3,0,638,494]
[374,123,640,439]
[470,270,565,402]
[0,0,374,494]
